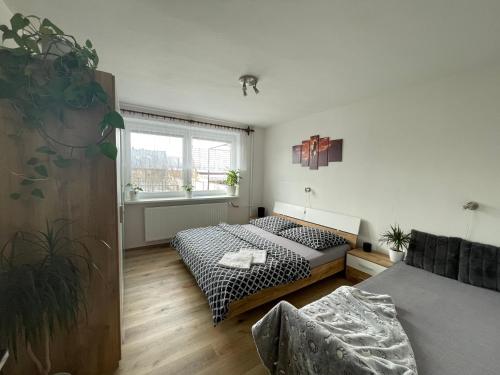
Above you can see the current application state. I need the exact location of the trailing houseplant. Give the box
[380,224,411,262]
[0,219,109,375]
[182,184,193,198]
[0,13,124,201]
[224,169,241,196]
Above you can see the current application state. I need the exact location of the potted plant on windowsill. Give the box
[125,183,143,201]
[182,184,193,198]
[380,224,411,263]
[0,219,109,375]
[224,170,241,197]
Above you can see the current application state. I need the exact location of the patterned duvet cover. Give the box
[171,223,311,324]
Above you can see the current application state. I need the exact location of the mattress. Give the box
[242,224,350,268]
[359,262,500,375]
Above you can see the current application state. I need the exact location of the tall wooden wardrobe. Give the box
[0,71,122,375]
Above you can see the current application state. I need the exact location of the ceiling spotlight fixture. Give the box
[239,75,259,96]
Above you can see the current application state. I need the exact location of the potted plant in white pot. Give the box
[125,183,143,201]
[224,170,241,196]
[182,184,193,198]
[380,224,411,263]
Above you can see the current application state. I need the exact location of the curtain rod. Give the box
[121,108,255,135]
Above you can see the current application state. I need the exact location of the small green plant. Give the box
[126,183,143,193]
[224,170,241,186]
[0,13,125,201]
[380,224,411,252]
[0,219,109,375]
[182,184,193,192]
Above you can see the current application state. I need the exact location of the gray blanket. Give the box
[252,286,418,375]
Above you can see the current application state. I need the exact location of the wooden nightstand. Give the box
[346,248,393,283]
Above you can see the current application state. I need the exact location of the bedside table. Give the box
[346,248,393,283]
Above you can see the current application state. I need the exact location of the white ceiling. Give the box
[5,0,500,126]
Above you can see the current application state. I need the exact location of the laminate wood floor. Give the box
[115,247,351,375]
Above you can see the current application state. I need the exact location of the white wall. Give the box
[263,65,500,251]
[124,127,265,249]
[0,0,12,26]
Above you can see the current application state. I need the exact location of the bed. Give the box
[171,201,361,324]
[252,229,500,374]
[358,262,500,375]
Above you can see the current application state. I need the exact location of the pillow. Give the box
[279,226,347,250]
[458,240,500,291]
[405,229,461,280]
[249,216,301,234]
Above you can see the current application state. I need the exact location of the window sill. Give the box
[124,195,239,205]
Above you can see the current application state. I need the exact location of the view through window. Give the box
[192,138,231,191]
[130,132,184,192]
[126,121,238,198]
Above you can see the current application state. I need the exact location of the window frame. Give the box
[123,117,238,200]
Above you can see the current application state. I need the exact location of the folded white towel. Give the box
[218,252,253,269]
[239,248,267,265]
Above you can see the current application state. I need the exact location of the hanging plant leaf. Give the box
[10,192,21,200]
[1,29,14,42]
[99,120,109,135]
[10,14,30,31]
[53,156,75,168]
[85,144,101,159]
[41,18,63,35]
[39,26,53,35]
[1,14,126,201]
[90,81,107,103]
[34,165,48,177]
[31,188,44,199]
[21,179,35,186]
[36,146,57,155]
[23,38,41,54]
[99,142,118,160]
[103,111,125,129]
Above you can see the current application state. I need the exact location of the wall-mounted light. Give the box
[239,75,259,96]
[463,201,479,210]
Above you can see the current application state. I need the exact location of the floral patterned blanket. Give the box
[252,286,418,375]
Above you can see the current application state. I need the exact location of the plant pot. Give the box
[389,249,404,263]
[41,37,73,59]
[226,185,237,196]
[129,190,139,201]
[185,191,192,199]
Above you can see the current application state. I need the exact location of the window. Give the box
[192,138,231,191]
[124,118,239,199]
[130,132,183,193]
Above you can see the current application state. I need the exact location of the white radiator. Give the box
[144,203,228,242]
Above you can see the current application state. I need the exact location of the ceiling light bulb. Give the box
[239,74,260,96]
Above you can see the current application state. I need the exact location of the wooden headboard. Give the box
[272,201,361,249]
